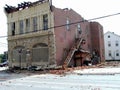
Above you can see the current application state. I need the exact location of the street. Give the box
[0,67,120,90]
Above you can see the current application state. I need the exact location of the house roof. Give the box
[4,0,49,14]
[104,31,120,38]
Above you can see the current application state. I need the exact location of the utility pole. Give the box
[26,49,30,67]
[18,49,22,70]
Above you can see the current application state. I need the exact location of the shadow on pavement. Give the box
[0,68,41,82]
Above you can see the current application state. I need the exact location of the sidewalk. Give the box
[73,67,120,75]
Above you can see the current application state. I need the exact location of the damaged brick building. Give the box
[4,0,105,69]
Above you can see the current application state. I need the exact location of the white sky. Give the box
[0,0,120,54]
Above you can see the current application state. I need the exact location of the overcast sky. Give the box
[0,0,120,54]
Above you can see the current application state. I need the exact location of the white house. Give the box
[104,31,120,61]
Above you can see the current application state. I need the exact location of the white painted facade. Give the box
[104,31,120,60]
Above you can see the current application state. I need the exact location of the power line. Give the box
[0,42,8,45]
[0,12,120,39]
[0,36,7,38]
[0,42,8,48]
[88,12,120,21]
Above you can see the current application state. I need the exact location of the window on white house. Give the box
[66,18,70,30]
[19,20,24,34]
[108,44,111,47]
[108,41,111,47]
[108,35,110,38]
[109,53,111,56]
[116,53,119,56]
[116,50,119,56]
[33,17,38,32]
[43,14,48,30]
[26,18,30,33]
[108,50,111,56]
[115,41,119,46]
[11,22,15,36]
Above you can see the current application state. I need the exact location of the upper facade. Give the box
[104,31,120,60]
[5,0,54,37]
[5,0,56,68]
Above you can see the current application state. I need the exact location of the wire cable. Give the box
[0,42,8,45]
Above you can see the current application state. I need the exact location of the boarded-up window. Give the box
[13,49,19,63]
[13,48,26,63]
[32,47,49,62]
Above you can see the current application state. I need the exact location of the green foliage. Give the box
[0,54,7,63]
[0,54,4,63]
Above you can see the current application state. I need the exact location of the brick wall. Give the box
[53,7,83,65]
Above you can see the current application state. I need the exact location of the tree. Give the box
[0,53,8,63]
[0,54,4,63]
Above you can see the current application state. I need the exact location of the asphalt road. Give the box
[0,70,120,90]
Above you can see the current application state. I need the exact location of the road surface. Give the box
[0,69,120,90]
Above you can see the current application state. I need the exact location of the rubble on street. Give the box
[0,61,120,90]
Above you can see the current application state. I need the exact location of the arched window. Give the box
[32,43,49,62]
